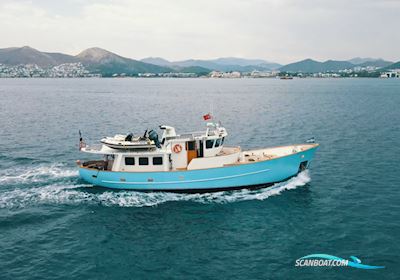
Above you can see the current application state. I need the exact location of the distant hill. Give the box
[210,57,267,66]
[177,66,211,75]
[140,57,173,66]
[0,46,281,74]
[1,46,397,75]
[347,57,378,64]
[172,59,276,72]
[0,46,77,67]
[76,48,172,75]
[172,59,221,70]
[357,59,394,68]
[208,57,281,69]
[279,59,354,73]
[384,61,400,70]
[0,46,173,76]
[141,56,281,71]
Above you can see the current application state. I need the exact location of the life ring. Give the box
[173,144,183,153]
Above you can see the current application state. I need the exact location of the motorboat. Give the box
[77,121,318,192]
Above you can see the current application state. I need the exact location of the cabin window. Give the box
[139,157,149,165]
[153,157,163,165]
[215,138,221,147]
[187,141,196,151]
[221,137,225,145]
[125,157,135,165]
[206,139,215,149]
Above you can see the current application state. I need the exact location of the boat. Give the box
[77,120,319,192]
[100,132,156,149]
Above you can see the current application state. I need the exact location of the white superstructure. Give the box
[80,122,239,172]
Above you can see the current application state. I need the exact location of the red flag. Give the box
[203,113,212,120]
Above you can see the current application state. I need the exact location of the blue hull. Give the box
[79,146,318,192]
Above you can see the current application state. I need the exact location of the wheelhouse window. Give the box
[215,138,221,147]
[153,157,163,165]
[139,157,149,165]
[206,139,215,149]
[125,157,135,165]
[187,141,196,151]
[221,137,225,145]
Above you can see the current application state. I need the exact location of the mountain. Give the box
[322,60,355,71]
[141,57,173,66]
[173,59,275,72]
[3,46,395,75]
[178,66,211,75]
[210,57,281,70]
[347,57,377,64]
[0,46,173,75]
[279,59,319,73]
[356,59,393,68]
[0,46,280,73]
[208,57,281,68]
[279,59,354,73]
[0,46,77,67]
[141,56,282,71]
[256,62,282,70]
[384,61,400,70]
[76,48,173,75]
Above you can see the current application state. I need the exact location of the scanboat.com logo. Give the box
[295,254,384,269]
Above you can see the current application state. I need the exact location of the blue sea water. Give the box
[0,78,399,279]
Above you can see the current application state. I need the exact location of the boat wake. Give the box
[0,164,77,184]
[0,164,311,209]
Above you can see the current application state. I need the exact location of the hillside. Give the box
[177,66,211,75]
[384,61,400,70]
[76,48,172,75]
[173,59,274,72]
[356,59,393,68]
[1,46,397,75]
[347,57,377,64]
[141,57,281,71]
[279,59,354,73]
[141,57,172,66]
[0,46,174,75]
[0,46,77,67]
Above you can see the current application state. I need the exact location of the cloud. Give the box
[0,0,399,63]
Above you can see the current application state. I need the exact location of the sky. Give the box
[0,0,399,64]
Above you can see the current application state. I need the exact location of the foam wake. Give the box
[0,171,311,209]
[0,164,77,184]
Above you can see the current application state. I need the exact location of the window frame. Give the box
[206,139,215,149]
[138,157,149,166]
[124,157,135,165]
[215,138,221,147]
[152,156,163,165]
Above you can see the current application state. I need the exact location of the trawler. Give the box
[77,120,318,192]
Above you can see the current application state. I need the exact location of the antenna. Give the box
[210,101,215,121]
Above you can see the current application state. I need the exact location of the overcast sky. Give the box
[0,0,399,63]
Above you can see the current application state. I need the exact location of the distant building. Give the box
[138,73,157,77]
[209,71,241,78]
[210,71,223,78]
[249,70,279,78]
[380,70,400,78]
[223,71,241,78]
[0,62,99,78]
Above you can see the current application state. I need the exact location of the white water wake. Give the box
[0,164,77,184]
[0,164,311,208]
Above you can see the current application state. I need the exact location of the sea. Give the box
[0,78,399,279]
